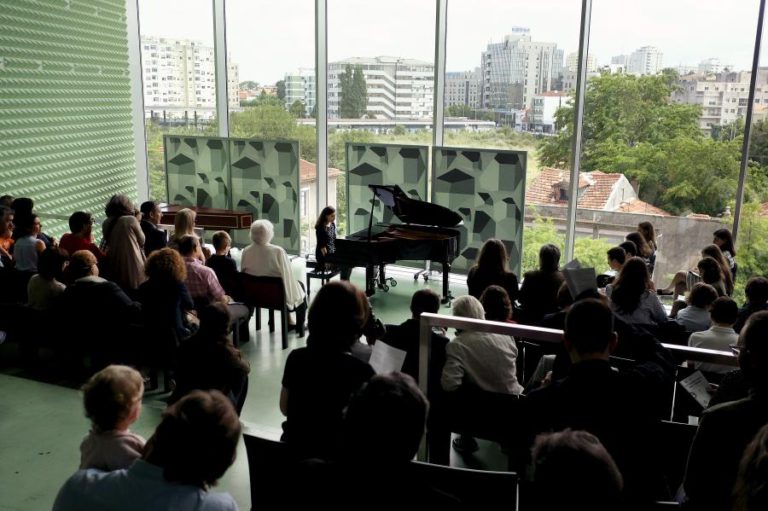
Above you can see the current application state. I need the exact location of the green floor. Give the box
[0,266,508,511]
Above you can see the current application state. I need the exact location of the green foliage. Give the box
[239,80,259,90]
[339,64,368,118]
[733,202,768,303]
[748,119,768,166]
[574,237,613,273]
[289,100,306,118]
[447,104,472,117]
[276,80,286,100]
[229,104,296,139]
[393,125,406,136]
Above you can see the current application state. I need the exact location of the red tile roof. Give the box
[617,198,670,216]
[300,159,342,184]
[526,167,624,210]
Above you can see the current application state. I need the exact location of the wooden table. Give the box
[159,204,253,231]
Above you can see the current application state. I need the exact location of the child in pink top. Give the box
[79,365,146,471]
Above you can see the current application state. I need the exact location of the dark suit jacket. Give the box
[382,318,448,397]
[683,392,768,511]
[140,220,167,257]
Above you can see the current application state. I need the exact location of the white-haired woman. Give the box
[440,294,523,453]
[241,219,307,336]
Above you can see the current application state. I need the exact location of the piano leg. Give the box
[441,263,453,305]
[365,264,376,297]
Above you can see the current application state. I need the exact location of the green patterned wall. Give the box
[164,136,231,209]
[230,139,300,254]
[432,147,526,275]
[345,143,429,236]
[0,0,138,238]
[164,136,301,254]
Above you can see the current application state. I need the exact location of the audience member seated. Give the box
[59,211,105,261]
[170,303,250,415]
[168,208,208,261]
[381,289,449,390]
[348,290,387,363]
[529,429,624,511]
[683,312,768,511]
[713,227,737,279]
[466,238,520,302]
[279,281,375,459]
[79,365,145,471]
[518,244,565,325]
[60,251,141,366]
[732,423,768,511]
[294,373,460,509]
[735,277,768,333]
[675,283,718,333]
[139,201,168,257]
[619,240,637,258]
[608,257,667,330]
[137,248,195,342]
[0,205,14,267]
[13,213,45,272]
[442,295,522,453]
[638,221,657,261]
[480,284,516,324]
[697,256,729,297]
[178,235,249,338]
[626,231,654,276]
[688,296,739,375]
[102,194,146,293]
[539,282,574,330]
[11,197,54,247]
[54,390,241,511]
[600,246,627,289]
[241,219,306,335]
[27,248,65,311]
[206,231,238,297]
[525,298,674,502]
[0,194,13,208]
[662,245,734,299]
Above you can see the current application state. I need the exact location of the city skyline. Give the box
[138,0,762,86]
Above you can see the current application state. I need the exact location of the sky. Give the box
[138,0,765,85]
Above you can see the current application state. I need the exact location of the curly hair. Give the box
[145,247,187,283]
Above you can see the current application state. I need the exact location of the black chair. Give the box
[237,273,290,349]
[242,432,292,511]
[654,420,698,496]
[409,460,518,509]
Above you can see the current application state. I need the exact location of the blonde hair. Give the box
[82,365,144,432]
[249,219,274,245]
[173,208,196,242]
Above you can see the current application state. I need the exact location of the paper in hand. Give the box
[680,370,711,408]
[369,341,407,374]
[562,267,598,299]
[564,259,583,270]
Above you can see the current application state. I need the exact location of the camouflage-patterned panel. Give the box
[164,136,230,209]
[230,139,300,255]
[432,148,526,275]
[345,143,429,236]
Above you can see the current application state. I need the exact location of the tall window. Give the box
[535,0,762,289]
[138,0,216,202]
[226,0,316,251]
[445,0,581,273]
[328,0,437,236]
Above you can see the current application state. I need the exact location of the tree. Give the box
[339,64,368,118]
[276,80,286,101]
[229,104,296,139]
[239,80,259,90]
[446,104,473,117]
[289,100,306,118]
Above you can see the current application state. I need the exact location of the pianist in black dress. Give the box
[315,206,351,280]
[466,239,520,303]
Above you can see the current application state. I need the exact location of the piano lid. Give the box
[369,184,462,228]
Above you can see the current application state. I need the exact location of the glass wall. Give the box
[138,0,216,202]
[225,0,316,253]
[560,0,762,288]
[444,0,581,273]
[328,0,436,236]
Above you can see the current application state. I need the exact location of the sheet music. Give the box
[562,267,597,298]
[680,370,711,408]
[369,341,407,374]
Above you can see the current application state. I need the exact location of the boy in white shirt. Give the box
[688,296,739,374]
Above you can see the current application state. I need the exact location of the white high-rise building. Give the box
[328,57,434,119]
[627,46,663,76]
[565,52,598,73]
[445,69,482,109]
[480,27,564,112]
[698,58,732,75]
[284,68,316,116]
[141,36,239,119]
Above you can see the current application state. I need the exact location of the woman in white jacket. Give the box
[241,219,307,335]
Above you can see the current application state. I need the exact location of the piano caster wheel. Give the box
[381,284,390,292]
[389,278,397,288]
[422,274,429,282]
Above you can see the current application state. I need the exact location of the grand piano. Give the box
[331,185,462,303]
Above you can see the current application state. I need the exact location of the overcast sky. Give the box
[139,0,764,85]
